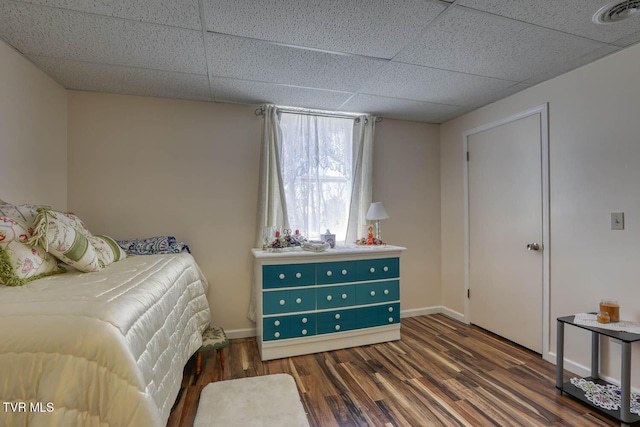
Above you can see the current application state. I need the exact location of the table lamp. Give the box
[366,202,389,241]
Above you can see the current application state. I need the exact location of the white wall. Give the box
[0,40,67,209]
[67,92,441,335]
[441,42,640,387]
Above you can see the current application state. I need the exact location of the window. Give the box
[279,113,354,241]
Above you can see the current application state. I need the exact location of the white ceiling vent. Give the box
[593,0,640,24]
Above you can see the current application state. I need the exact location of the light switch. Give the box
[611,212,624,230]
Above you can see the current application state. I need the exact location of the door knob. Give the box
[526,243,541,251]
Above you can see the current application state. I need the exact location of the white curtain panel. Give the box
[254,105,289,248]
[249,105,289,322]
[345,116,376,243]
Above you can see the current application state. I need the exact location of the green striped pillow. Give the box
[90,234,127,268]
[30,209,101,273]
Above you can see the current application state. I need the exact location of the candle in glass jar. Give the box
[599,300,619,323]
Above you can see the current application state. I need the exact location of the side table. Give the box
[556,315,640,426]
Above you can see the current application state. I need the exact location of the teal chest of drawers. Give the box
[252,246,405,361]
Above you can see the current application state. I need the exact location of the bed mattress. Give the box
[0,253,211,427]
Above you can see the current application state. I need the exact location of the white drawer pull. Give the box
[388,317,394,323]
[302,317,308,324]
[370,267,375,273]
[279,273,285,280]
[326,271,332,277]
[384,289,389,295]
[388,307,393,313]
[279,299,286,305]
[341,269,347,275]
[326,295,333,301]
[383,266,389,272]
[302,329,307,335]
[296,272,302,278]
[274,332,280,338]
[296,298,302,304]
[335,325,341,331]
[370,291,376,297]
[335,314,341,320]
[274,320,280,326]
[341,293,347,299]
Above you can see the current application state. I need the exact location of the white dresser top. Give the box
[252,245,406,260]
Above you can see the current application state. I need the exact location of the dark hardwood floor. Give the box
[167,314,617,426]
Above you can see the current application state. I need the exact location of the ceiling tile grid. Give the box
[0,0,638,123]
[209,76,353,111]
[394,6,608,82]
[202,0,447,58]
[205,33,388,92]
[0,1,207,74]
[13,0,202,29]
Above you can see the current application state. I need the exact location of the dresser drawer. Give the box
[263,288,316,314]
[263,263,316,289]
[357,303,400,328]
[317,309,357,334]
[316,261,356,285]
[355,280,399,305]
[263,315,291,341]
[356,258,399,281]
[316,285,356,309]
[263,313,317,341]
[288,313,316,338]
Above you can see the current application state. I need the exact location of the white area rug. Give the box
[194,374,310,427]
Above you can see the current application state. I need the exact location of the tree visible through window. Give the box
[279,113,354,242]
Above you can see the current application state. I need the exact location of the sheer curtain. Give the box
[345,116,376,243]
[279,113,354,241]
[254,105,289,248]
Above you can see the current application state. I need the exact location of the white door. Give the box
[468,113,543,353]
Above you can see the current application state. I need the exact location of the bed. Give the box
[0,252,211,427]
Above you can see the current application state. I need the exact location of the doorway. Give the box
[463,105,550,357]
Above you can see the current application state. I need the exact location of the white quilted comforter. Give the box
[0,253,211,427]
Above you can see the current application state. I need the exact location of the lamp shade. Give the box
[366,202,389,221]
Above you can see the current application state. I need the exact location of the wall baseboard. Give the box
[225,327,256,340]
[400,306,441,318]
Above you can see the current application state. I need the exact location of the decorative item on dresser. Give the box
[252,245,405,361]
[366,202,390,241]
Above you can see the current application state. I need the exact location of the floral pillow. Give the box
[0,202,42,233]
[0,216,64,286]
[90,234,127,267]
[30,208,101,273]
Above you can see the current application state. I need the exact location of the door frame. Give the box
[463,104,551,361]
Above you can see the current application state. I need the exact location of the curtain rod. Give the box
[254,106,383,123]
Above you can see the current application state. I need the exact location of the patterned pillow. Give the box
[90,234,127,267]
[30,208,101,273]
[116,236,191,255]
[0,202,42,233]
[0,216,64,286]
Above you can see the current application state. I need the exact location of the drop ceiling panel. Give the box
[614,30,640,47]
[210,77,352,111]
[341,94,461,123]
[395,6,607,82]
[0,1,207,74]
[523,44,621,85]
[361,62,516,106]
[12,0,202,30]
[457,0,640,44]
[27,55,212,101]
[206,33,387,92]
[202,0,447,58]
